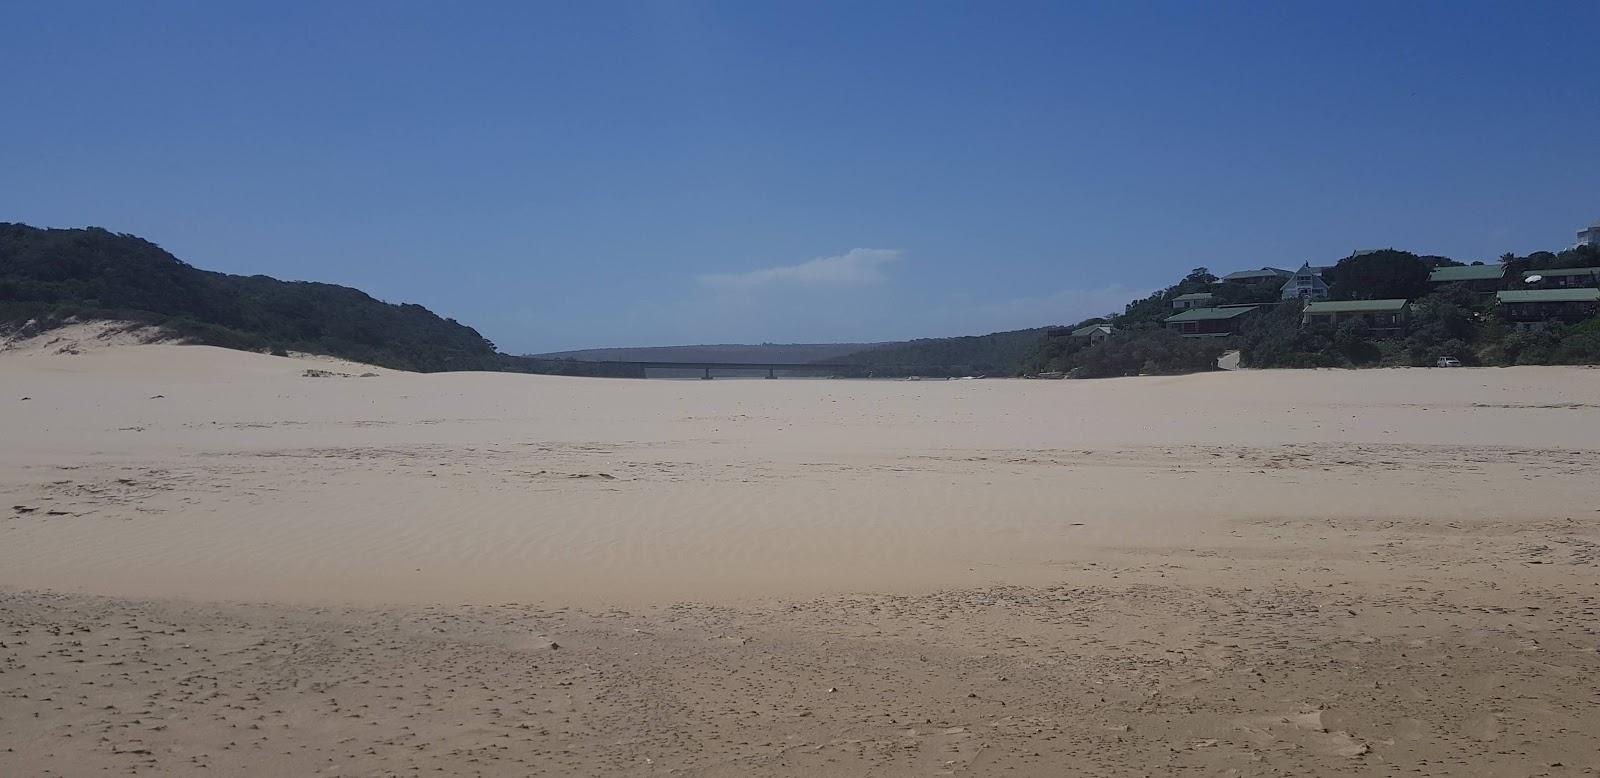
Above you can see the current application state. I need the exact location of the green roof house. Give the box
[1429,264,1506,290]
[1522,267,1600,289]
[1068,324,1114,344]
[1301,299,1411,335]
[1496,288,1600,329]
[1164,305,1261,337]
[1172,292,1217,311]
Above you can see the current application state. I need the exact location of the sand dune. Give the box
[2,331,1598,774]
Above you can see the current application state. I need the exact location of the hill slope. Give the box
[0,224,655,376]
[826,328,1052,376]
[533,342,883,363]
[0,224,504,372]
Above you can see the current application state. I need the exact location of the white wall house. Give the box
[1578,220,1600,248]
[1280,263,1330,300]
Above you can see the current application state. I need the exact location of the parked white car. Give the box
[1435,356,1462,368]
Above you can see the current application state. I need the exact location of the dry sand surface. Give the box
[2,325,1598,775]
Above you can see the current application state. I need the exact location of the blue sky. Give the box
[3,1,1597,352]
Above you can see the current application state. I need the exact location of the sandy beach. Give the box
[3,326,1598,775]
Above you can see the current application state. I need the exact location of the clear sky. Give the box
[3,2,1597,353]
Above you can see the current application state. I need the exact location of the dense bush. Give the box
[0,223,505,372]
[825,328,1051,377]
[1059,327,1225,377]
[1325,250,1431,301]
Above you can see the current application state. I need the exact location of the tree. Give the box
[1403,298,1478,366]
[1326,250,1430,301]
[1333,320,1381,365]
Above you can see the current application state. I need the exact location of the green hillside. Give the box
[1022,246,1600,378]
[534,342,883,363]
[0,223,644,375]
[825,328,1052,376]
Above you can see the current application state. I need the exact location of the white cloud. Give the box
[698,248,902,289]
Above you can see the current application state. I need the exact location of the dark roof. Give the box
[1430,265,1505,283]
[1302,299,1409,314]
[1497,289,1600,304]
[1221,267,1291,281]
[1288,263,1330,277]
[1164,306,1260,323]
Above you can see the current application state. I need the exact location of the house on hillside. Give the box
[1577,220,1600,248]
[1047,324,1115,344]
[1428,264,1506,292]
[1221,267,1292,285]
[1522,267,1600,289]
[1280,263,1331,301]
[1172,292,1216,310]
[1067,324,1115,344]
[1164,305,1261,338]
[1496,289,1600,329]
[1301,299,1411,336]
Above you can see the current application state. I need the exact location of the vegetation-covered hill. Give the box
[533,342,883,363]
[824,328,1052,376]
[1022,244,1600,378]
[1236,246,1600,370]
[0,223,642,375]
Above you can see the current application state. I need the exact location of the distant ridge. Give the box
[531,343,886,364]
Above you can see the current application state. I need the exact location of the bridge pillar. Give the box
[766,367,775,379]
[701,367,713,380]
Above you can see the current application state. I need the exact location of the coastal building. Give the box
[1066,324,1114,344]
[1300,299,1410,336]
[1577,220,1600,248]
[1221,267,1292,285]
[1428,264,1506,291]
[1496,289,1600,329]
[1164,305,1260,338]
[1171,292,1216,310]
[1280,263,1331,301]
[1522,267,1600,289]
